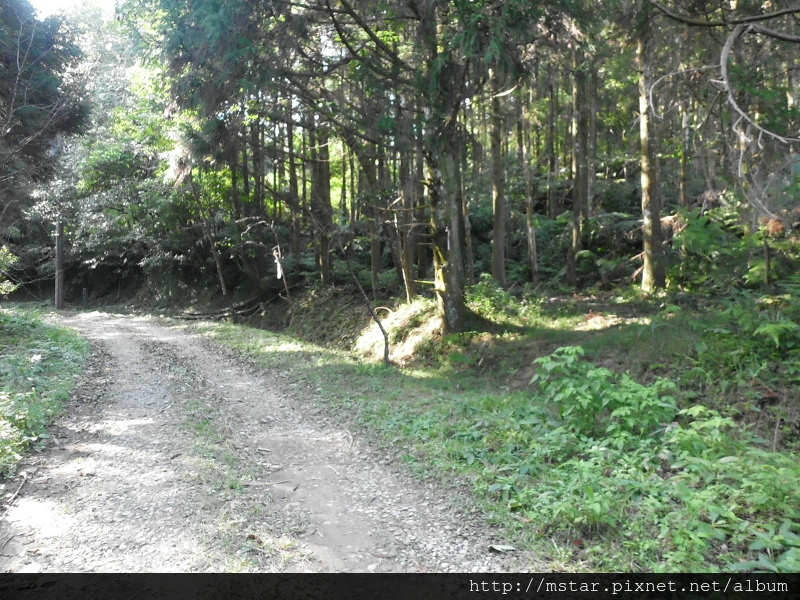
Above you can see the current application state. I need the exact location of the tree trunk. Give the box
[369,186,382,297]
[415,138,429,281]
[229,158,242,220]
[229,154,264,291]
[309,124,333,286]
[55,220,64,309]
[588,67,598,217]
[547,73,558,219]
[427,124,470,333]
[461,125,475,285]
[398,122,417,302]
[522,88,539,286]
[241,102,251,204]
[340,143,348,222]
[251,115,263,216]
[415,3,472,332]
[203,216,230,300]
[349,150,358,230]
[287,118,302,256]
[679,101,691,208]
[490,69,507,287]
[379,147,406,287]
[568,47,589,290]
[637,20,666,291]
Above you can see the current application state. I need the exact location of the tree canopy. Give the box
[2,0,798,325]
[1,0,88,203]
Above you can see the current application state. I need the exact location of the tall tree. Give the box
[568,43,591,289]
[0,0,88,229]
[636,3,666,291]
[520,85,539,286]
[320,0,573,330]
[309,121,334,285]
[489,68,507,287]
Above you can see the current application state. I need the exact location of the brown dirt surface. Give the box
[0,311,534,573]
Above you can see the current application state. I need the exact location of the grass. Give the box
[185,279,800,573]
[0,304,90,477]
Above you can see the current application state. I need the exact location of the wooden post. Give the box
[55,220,64,309]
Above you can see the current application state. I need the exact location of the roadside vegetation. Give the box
[0,306,90,477]
[187,269,800,573]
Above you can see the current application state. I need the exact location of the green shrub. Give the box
[0,246,18,296]
[0,308,89,476]
[466,273,545,326]
[443,345,800,571]
[530,346,679,443]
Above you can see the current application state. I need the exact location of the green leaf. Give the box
[754,320,799,348]
[757,553,779,572]
[729,560,765,572]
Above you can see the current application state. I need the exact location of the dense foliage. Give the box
[0,0,90,296]
[1,0,796,324]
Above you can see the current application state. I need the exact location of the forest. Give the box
[1,0,800,573]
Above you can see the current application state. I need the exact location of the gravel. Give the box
[0,311,540,573]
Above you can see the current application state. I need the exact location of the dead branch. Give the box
[648,0,800,27]
[1,472,27,510]
[719,25,799,145]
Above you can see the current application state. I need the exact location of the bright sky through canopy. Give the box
[29,0,113,19]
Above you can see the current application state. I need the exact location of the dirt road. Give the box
[0,312,526,573]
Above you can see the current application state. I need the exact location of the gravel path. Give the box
[0,312,531,573]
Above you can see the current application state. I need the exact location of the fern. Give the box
[754,320,800,348]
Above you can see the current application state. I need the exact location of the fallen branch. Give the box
[1,472,27,510]
[0,534,15,554]
[334,237,391,365]
[246,480,290,487]
[178,298,269,321]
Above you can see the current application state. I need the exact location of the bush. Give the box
[0,308,89,476]
[531,346,679,443]
[442,345,800,571]
[0,246,18,296]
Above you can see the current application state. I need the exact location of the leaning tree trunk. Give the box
[203,216,230,301]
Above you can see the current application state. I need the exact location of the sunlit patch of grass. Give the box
[0,306,90,477]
